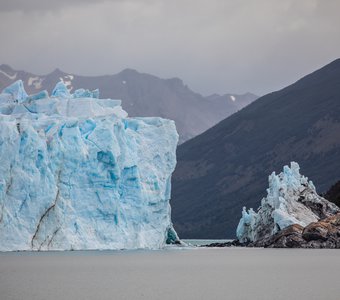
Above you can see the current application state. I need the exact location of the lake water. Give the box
[182,239,232,246]
[1,247,340,300]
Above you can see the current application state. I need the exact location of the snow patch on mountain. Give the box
[28,76,43,90]
[0,69,17,80]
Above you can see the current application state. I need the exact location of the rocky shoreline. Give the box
[204,213,340,249]
[204,163,340,249]
[252,213,340,248]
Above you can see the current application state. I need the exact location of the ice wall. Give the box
[0,80,179,251]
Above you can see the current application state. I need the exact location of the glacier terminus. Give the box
[0,80,179,251]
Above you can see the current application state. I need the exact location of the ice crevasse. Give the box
[0,80,179,251]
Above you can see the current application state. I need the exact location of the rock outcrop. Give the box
[234,162,340,248]
[249,213,340,248]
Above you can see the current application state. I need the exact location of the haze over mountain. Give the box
[0,64,257,143]
[171,58,340,238]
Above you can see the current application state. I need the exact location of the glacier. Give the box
[0,80,179,251]
[236,162,339,243]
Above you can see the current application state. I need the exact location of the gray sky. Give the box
[0,0,339,96]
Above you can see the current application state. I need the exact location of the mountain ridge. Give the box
[0,64,257,143]
[171,58,340,238]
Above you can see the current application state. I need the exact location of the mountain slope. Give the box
[324,181,340,207]
[171,58,340,238]
[0,64,257,143]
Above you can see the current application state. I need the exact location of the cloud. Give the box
[0,0,129,12]
[0,0,339,95]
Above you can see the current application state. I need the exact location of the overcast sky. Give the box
[0,0,339,96]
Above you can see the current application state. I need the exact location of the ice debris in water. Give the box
[0,80,179,251]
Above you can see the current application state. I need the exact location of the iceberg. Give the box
[236,162,339,243]
[0,81,179,251]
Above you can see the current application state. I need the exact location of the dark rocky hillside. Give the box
[171,58,340,238]
[325,181,340,207]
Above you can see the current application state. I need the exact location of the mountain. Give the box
[0,64,257,143]
[324,181,340,207]
[171,58,340,238]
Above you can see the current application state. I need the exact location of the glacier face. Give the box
[236,162,339,243]
[0,80,178,251]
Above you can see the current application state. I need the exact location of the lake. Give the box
[1,247,340,300]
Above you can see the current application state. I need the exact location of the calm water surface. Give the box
[183,239,232,246]
[1,247,340,300]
